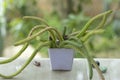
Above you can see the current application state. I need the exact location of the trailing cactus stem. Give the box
[14,27,63,46]
[77,10,112,38]
[96,15,107,29]
[0,43,28,64]
[23,16,49,26]
[82,29,105,42]
[91,59,105,80]
[0,42,50,79]
[59,40,93,79]
[0,25,44,64]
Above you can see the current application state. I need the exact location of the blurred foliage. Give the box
[0,0,6,56]
[62,13,90,34]
[113,19,120,37]
[1,0,120,57]
[4,0,38,17]
[3,0,41,44]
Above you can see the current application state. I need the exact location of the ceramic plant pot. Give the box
[48,48,74,70]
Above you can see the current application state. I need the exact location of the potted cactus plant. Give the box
[0,10,112,80]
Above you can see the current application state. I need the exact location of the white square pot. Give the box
[48,48,74,70]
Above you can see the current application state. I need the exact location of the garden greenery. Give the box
[0,10,112,80]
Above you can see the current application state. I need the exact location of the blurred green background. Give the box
[0,0,120,58]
